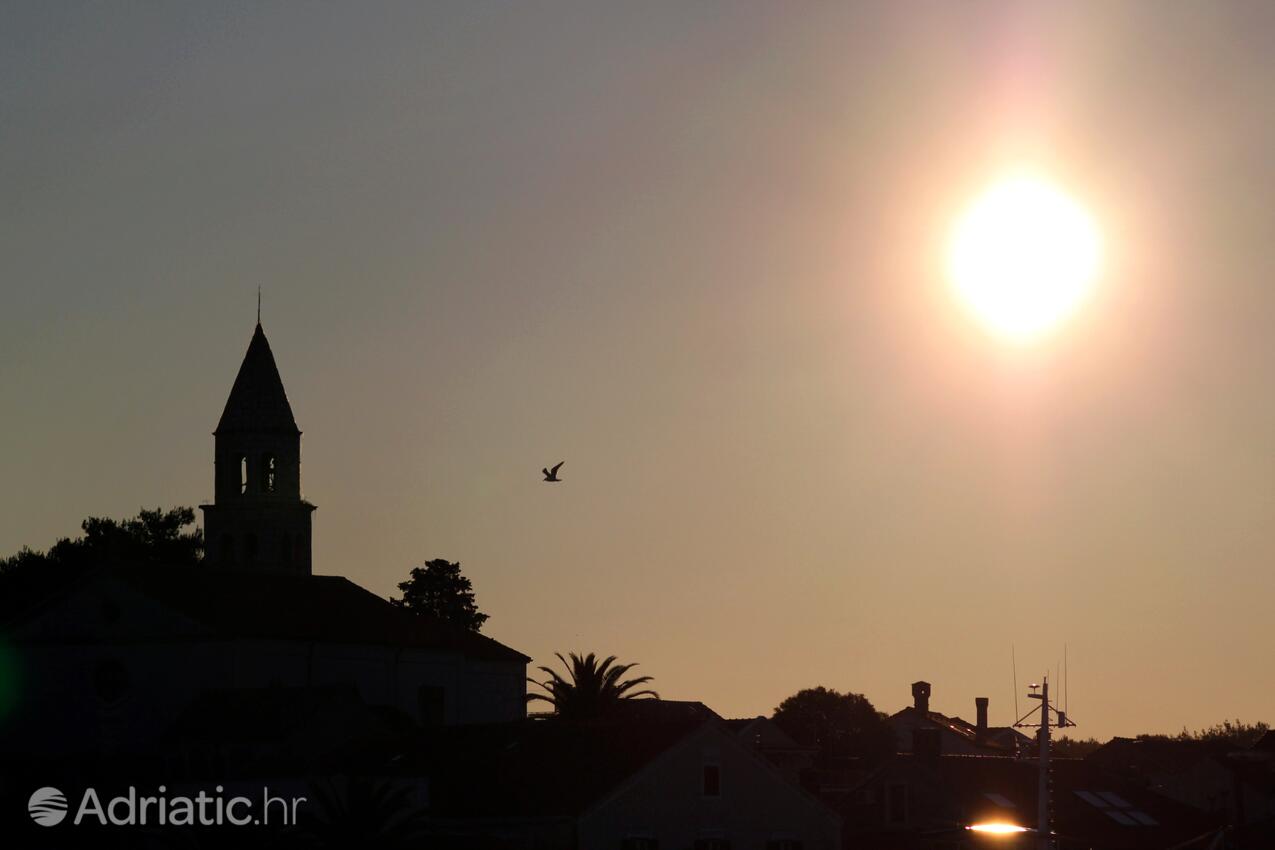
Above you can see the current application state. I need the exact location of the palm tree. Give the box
[527,652,659,720]
[291,776,429,849]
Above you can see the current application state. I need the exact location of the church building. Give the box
[0,322,529,761]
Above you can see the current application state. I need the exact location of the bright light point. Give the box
[967,822,1030,835]
[948,173,1101,343]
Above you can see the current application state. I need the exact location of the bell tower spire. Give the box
[200,322,315,574]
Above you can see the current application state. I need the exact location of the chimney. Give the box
[911,681,931,714]
[913,726,942,761]
[975,697,989,742]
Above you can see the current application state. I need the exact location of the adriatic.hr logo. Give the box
[28,787,68,826]
[26,785,306,828]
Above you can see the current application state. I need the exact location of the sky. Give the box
[3,2,1275,741]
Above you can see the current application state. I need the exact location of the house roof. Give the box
[1086,736,1228,776]
[854,754,1223,850]
[215,323,300,435]
[610,699,721,722]
[415,718,708,819]
[724,716,809,752]
[14,565,529,664]
[890,705,1029,752]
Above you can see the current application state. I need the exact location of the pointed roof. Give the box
[215,323,300,434]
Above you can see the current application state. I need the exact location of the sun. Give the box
[947,172,1101,342]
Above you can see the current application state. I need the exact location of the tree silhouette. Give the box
[390,558,488,632]
[772,686,895,765]
[1,506,202,571]
[1180,719,1271,748]
[527,652,659,720]
[0,506,202,621]
[1052,735,1104,757]
[292,776,428,849]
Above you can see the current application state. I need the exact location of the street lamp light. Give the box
[967,823,1032,836]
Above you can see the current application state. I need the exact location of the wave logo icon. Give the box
[28,787,68,826]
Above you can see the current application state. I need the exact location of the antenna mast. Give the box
[1014,673,1077,850]
[1012,646,1019,723]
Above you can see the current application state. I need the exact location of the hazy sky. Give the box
[4,2,1274,740]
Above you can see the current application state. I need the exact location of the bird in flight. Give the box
[542,461,564,482]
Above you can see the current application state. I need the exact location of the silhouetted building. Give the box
[1087,734,1275,845]
[0,322,530,765]
[168,685,411,778]
[726,715,819,786]
[415,716,841,849]
[201,322,315,574]
[2,566,529,759]
[889,680,1032,756]
[840,753,1223,850]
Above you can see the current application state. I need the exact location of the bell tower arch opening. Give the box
[262,454,277,493]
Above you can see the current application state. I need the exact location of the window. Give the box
[702,764,720,797]
[239,456,248,494]
[887,783,907,824]
[244,533,258,565]
[279,535,293,565]
[418,685,446,726]
[262,454,277,493]
[1097,792,1132,809]
[221,534,235,565]
[1074,790,1158,826]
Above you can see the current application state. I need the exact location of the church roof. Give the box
[128,568,529,663]
[215,323,300,434]
[9,566,529,665]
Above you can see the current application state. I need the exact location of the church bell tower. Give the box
[201,322,315,574]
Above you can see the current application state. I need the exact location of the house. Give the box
[889,681,1032,756]
[841,752,1223,850]
[0,322,529,762]
[724,715,818,786]
[414,715,842,849]
[1087,734,1275,846]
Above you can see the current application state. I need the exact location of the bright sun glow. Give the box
[948,173,1101,342]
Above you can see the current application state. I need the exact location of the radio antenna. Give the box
[1011,645,1019,721]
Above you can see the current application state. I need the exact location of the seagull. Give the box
[542,461,564,482]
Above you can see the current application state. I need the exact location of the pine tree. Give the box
[390,558,489,632]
